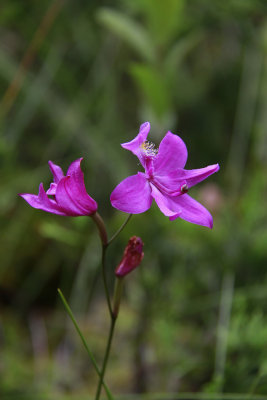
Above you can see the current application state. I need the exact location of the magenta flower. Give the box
[19,158,97,216]
[110,122,219,228]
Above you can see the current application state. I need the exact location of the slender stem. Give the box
[91,211,133,399]
[108,214,132,246]
[57,289,114,400]
[95,316,117,400]
[95,277,124,399]
[91,212,108,246]
[91,212,112,317]
[101,244,113,317]
[113,277,124,318]
[91,212,133,318]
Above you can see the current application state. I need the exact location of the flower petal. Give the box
[110,172,152,213]
[175,164,220,188]
[121,122,150,167]
[66,157,83,176]
[152,173,187,196]
[65,158,98,214]
[152,163,219,196]
[154,131,188,174]
[150,184,181,219]
[56,174,97,216]
[46,182,57,195]
[48,161,64,183]
[19,183,66,215]
[169,194,213,228]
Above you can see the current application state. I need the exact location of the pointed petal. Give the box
[121,122,150,167]
[154,131,188,174]
[150,184,181,219]
[152,163,219,196]
[65,158,98,214]
[19,183,66,215]
[56,174,97,217]
[110,172,152,214]
[176,164,220,188]
[48,161,64,183]
[169,194,213,228]
[66,157,83,176]
[46,182,57,195]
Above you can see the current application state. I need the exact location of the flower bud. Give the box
[115,236,144,277]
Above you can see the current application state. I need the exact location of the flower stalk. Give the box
[95,316,117,400]
[92,224,143,399]
[91,212,108,247]
[91,212,136,399]
[91,212,112,317]
[113,277,124,318]
[108,213,132,246]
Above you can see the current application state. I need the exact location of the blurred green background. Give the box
[1,0,267,399]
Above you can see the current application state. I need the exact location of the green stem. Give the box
[95,277,124,400]
[91,212,112,317]
[95,316,117,400]
[113,277,124,318]
[101,244,113,317]
[57,289,113,400]
[91,212,108,246]
[91,212,133,318]
[108,214,132,246]
[91,211,133,398]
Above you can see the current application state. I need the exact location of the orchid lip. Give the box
[151,178,188,197]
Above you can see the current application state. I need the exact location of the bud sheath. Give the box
[115,236,144,277]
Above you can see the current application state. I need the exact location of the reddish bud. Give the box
[115,236,144,277]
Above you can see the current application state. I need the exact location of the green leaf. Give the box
[139,0,186,47]
[96,8,156,63]
[164,31,204,76]
[39,221,83,246]
[130,63,171,117]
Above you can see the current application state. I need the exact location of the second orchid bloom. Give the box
[20,158,97,216]
[110,122,219,228]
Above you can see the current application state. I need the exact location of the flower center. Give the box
[140,141,158,158]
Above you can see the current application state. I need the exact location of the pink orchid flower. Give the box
[110,122,219,228]
[20,158,97,216]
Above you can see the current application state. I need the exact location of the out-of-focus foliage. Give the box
[1,0,267,398]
